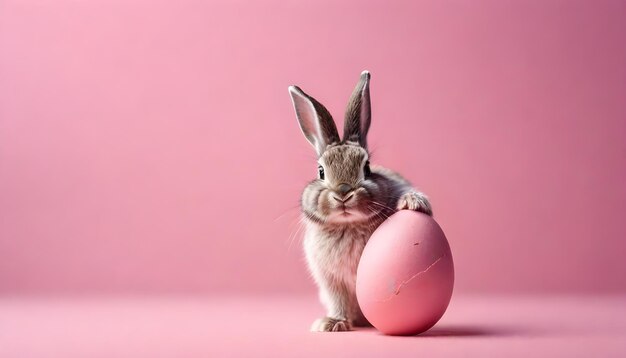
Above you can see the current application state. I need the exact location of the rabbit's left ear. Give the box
[343,71,371,149]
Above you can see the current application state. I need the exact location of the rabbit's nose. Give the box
[336,183,353,196]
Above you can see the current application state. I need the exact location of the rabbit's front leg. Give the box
[397,189,433,216]
[310,280,353,332]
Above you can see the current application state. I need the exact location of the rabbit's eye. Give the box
[318,166,325,180]
[364,161,371,177]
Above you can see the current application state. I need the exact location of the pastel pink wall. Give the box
[1,0,625,295]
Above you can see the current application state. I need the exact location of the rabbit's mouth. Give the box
[327,206,369,223]
[333,207,353,217]
[339,209,352,217]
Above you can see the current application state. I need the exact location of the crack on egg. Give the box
[375,253,446,303]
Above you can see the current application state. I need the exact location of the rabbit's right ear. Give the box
[288,86,340,156]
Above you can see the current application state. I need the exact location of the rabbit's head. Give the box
[289,71,384,224]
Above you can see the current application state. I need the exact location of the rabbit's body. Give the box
[289,72,432,332]
[303,217,372,330]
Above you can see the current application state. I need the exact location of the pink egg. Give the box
[356,210,454,335]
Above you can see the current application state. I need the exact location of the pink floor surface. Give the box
[1,294,624,357]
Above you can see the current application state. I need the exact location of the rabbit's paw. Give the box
[310,317,352,332]
[397,191,432,215]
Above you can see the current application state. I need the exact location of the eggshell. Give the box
[356,210,454,335]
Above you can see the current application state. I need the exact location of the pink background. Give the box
[1,0,625,296]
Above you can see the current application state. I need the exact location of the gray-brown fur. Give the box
[288,71,432,332]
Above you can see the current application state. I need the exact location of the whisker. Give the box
[284,216,300,246]
[366,204,388,224]
[273,204,302,222]
[365,207,388,233]
[369,200,396,214]
[287,216,306,252]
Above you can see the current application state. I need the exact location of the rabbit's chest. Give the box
[304,223,376,285]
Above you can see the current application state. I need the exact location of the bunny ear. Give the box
[289,85,340,156]
[343,71,371,149]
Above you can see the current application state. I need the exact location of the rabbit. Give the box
[288,71,433,332]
